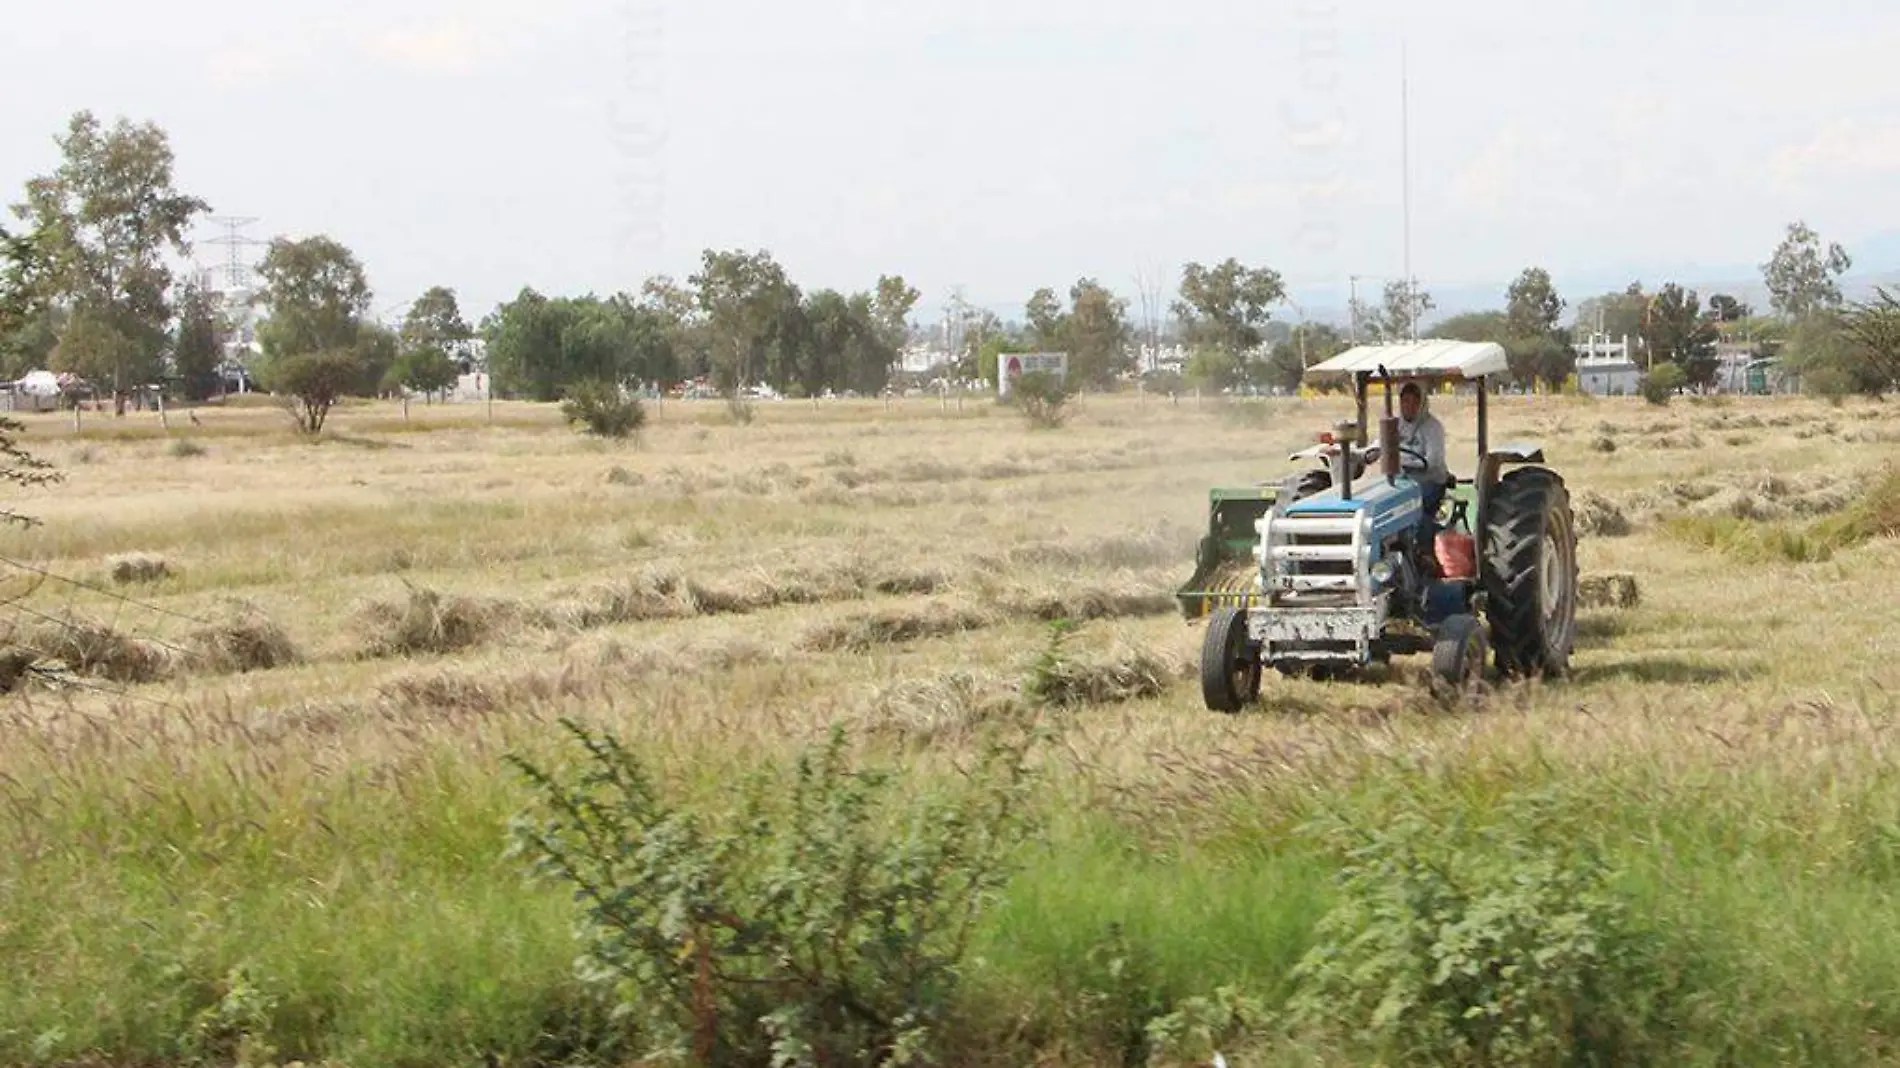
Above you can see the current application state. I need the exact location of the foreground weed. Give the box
[505,719,1045,1067]
[1285,782,1665,1067]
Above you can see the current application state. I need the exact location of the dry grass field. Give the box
[7,387,1900,1066]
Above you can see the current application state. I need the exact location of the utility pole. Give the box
[1348,275,1361,342]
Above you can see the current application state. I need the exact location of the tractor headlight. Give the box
[1369,558,1396,587]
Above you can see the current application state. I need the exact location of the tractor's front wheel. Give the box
[1482,467,1579,678]
[1200,606,1261,713]
[1431,613,1487,699]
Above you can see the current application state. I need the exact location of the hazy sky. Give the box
[6,0,1899,324]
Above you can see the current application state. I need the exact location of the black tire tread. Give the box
[1481,467,1577,678]
[1199,606,1259,713]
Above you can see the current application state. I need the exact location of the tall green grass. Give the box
[11,712,1900,1065]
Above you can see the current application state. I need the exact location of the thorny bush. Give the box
[505,719,1044,1067]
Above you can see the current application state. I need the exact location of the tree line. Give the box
[6,108,1900,424]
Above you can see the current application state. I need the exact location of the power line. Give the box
[0,554,216,628]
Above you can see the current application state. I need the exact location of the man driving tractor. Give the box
[1398,380,1449,531]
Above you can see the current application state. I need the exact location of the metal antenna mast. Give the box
[205,216,263,291]
[1401,42,1413,341]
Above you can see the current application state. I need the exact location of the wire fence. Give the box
[0,553,209,710]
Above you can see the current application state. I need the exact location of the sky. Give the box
[5,0,1900,328]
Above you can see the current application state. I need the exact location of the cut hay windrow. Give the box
[796,600,997,653]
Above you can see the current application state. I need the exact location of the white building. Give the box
[1573,333,1642,396]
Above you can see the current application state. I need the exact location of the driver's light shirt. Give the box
[1398,413,1449,486]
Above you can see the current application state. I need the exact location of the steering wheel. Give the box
[1398,443,1429,471]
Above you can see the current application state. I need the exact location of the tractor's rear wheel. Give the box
[1481,467,1579,678]
[1200,606,1261,713]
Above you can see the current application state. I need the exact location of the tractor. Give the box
[1175,340,1579,711]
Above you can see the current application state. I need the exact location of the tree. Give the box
[400,286,474,370]
[170,277,224,401]
[1502,268,1573,391]
[387,345,461,398]
[688,249,803,396]
[1573,283,1649,341]
[251,234,374,433]
[1640,283,1718,388]
[1429,310,1509,343]
[1780,310,1877,397]
[1063,277,1130,389]
[1836,287,1900,395]
[1264,322,1348,392]
[0,226,60,522]
[872,275,919,355]
[1370,279,1433,342]
[1025,288,1065,350]
[12,112,212,413]
[1708,294,1750,322]
[0,224,56,378]
[638,274,707,382]
[482,289,682,402]
[1508,333,1576,392]
[1172,259,1285,361]
[1505,268,1564,339]
[1762,221,1851,321]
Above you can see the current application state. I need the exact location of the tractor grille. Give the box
[1261,513,1366,606]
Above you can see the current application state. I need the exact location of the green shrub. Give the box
[1008,371,1074,430]
[1638,364,1686,406]
[561,380,647,439]
[505,719,1043,1067]
[1285,784,1662,1065]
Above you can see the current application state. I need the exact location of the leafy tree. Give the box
[1370,278,1434,342]
[251,234,375,432]
[1025,287,1065,350]
[481,289,679,401]
[386,345,461,398]
[1264,322,1348,392]
[1171,258,1285,361]
[1640,283,1718,388]
[1708,294,1751,322]
[1573,283,1649,340]
[1836,287,1900,395]
[1505,268,1564,338]
[688,249,803,396]
[1502,268,1573,391]
[0,225,57,378]
[872,274,919,353]
[481,288,565,400]
[1429,310,1509,343]
[795,289,899,398]
[400,286,473,370]
[170,277,224,401]
[11,111,212,411]
[1509,333,1576,392]
[1063,277,1130,389]
[1762,221,1851,320]
[1780,310,1877,397]
[637,274,707,381]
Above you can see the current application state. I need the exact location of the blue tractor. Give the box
[1179,341,1580,710]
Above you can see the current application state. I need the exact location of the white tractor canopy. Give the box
[1303,339,1510,382]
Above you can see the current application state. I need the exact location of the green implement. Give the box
[1175,486,1277,619]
